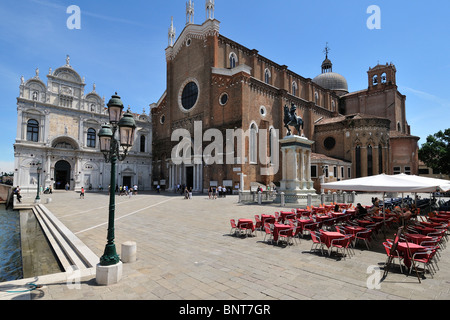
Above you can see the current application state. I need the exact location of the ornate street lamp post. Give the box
[97,93,136,268]
[35,163,42,203]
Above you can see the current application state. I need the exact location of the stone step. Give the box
[32,204,99,272]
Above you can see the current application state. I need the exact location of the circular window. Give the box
[180,81,199,111]
[324,137,336,150]
[160,114,165,124]
[260,106,267,117]
[219,93,228,106]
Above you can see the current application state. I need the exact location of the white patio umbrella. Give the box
[321,174,442,234]
[394,174,450,192]
[321,173,435,193]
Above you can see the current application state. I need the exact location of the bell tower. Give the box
[368,62,397,90]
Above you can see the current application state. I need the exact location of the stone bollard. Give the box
[307,193,312,207]
[258,191,262,205]
[280,192,285,207]
[121,241,137,263]
[46,198,52,204]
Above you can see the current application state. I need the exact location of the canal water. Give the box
[0,205,23,282]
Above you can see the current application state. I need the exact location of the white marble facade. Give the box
[14,57,152,192]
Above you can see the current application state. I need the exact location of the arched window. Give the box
[269,128,277,164]
[229,52,237,68]
[397,122,402,132]
[381,73,387,84]
[87,128,96,148]
[355,145,361,178]
[314,92,319,105]
[292,81,297,96]
[367,145,373,176]
[249,123,258,163]
[27,119,39,142]
[378,144,383,174]
[264,69,271,84]
[140,135,146,152]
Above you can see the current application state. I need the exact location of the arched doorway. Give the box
[55,160,71,190]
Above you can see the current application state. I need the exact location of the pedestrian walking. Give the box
[80,186,85,199]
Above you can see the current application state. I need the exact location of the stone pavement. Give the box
[2,190,450,302]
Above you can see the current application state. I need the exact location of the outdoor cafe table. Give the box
[296,218,314,231]
[344,225,366,235]
[272,223,292,242]
[420,221,443,229]
[296,209,311,217]
[312,207,326,214]
[370,216,386,222]
[315,214,332,222]
[357,219,374,227]
[279,211,296,222]
[397,242,426,268]
[429,217,450,224]
[237,219,254,233]
[414,225,438,235]
[261,214,275,225]
[320,231,345,248]
[345,209,356,217]
[338,203,351,210]
[405,233,432,245]
[331,212,346,218]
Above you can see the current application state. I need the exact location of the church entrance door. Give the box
[55,160,71,190]
[186,166,193,190]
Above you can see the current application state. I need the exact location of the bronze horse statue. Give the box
[283,104,303,136]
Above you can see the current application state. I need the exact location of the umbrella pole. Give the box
[382,192,386,238]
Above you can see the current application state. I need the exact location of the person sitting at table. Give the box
[409,203,418,220]
[394,206,411,226]
[368,198,380,215]
[355,203,367,218]
[334,204,340,212]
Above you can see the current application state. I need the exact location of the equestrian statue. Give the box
[283,103,304,136]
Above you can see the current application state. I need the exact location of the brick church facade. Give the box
[151,1,419,193]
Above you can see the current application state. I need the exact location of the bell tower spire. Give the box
[186,0,194,25]
[168,16,176,47]
[206,0,215,20]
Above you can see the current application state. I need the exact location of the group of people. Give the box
[354,196,418,225]
[208,186,228,199]
[118,185,138,196]
[184,187,193,199]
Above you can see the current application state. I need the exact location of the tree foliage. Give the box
[418,129,450,175]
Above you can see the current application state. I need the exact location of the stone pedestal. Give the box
[96,261,123,286]
[276,135,318,204]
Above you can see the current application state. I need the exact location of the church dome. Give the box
[312,71,348,93]
[312,44,348,94]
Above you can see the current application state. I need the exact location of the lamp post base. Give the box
[96,261,122,286]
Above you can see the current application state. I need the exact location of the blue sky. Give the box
[0,0,449,173]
